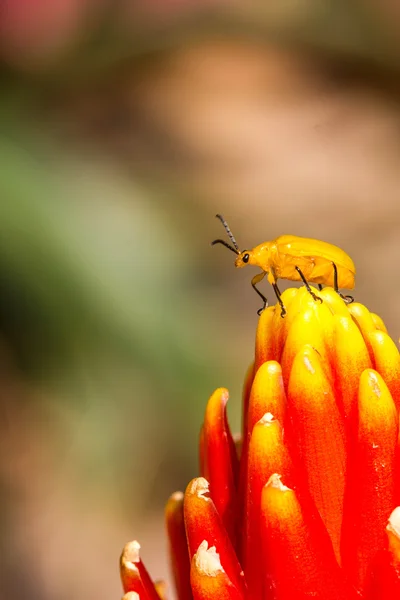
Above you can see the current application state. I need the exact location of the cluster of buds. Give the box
[120,286,400,599]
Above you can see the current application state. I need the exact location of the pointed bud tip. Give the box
[387,507,400,539]
[266,473,291,492]
[194,540,224,576]
[121,541,141,565]
[259,412,275,425]
[122,593,140,600]
[170,491,184,502]
[187,477,210,498]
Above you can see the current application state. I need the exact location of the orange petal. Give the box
[165,492,192,600]
[332,314,371,419]
[371,312,388,333]
[281,302,334,389]
[238,361,286,542]
[246,362,286,437]
[348,303,376,362]
[190,541,245,600]
[364,507,400,599]
[120,541,159,600]
[260,474,354,600]
[242,415,293,598]
[369,330,400,411]
[255,306,276,369]
[203,389,239,544]
[287,345,346,562]
[318,287,351,317]
[255,288,298,367]
[183,478,246,596]
[341,369,399,593]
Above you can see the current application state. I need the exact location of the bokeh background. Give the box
[2,1,400,598]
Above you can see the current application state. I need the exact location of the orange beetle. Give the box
[212,214,355,317]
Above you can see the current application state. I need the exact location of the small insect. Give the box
[212,214,355,317]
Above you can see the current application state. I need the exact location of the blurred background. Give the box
[1,0,400,598]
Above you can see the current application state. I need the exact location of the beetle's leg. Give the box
[251,272,268,315]
[318,284,323,291]
[295,266,322,303]
[332,262,354,304]
[272,282,286,318]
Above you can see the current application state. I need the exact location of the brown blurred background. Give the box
[1,1,400,598]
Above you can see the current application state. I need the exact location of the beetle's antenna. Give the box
[211,239,239,254]
[215,214,240,252]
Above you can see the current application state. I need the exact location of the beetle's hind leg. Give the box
[272,282,286,318]
[332,262,354,304]
[295,266,322,303]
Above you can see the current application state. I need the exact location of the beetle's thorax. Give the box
[247,242,274,270]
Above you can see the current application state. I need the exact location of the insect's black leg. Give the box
[318,284,323,291]
[332,262,354,304]
[251,272,268,315]
[332,262,339,293]
[272,282,286,318]
[295,266,323,303]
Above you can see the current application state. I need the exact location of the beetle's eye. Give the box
[243,253,250,264]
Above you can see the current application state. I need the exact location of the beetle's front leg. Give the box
[251,272,268,315]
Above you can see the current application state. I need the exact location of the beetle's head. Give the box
[235,250,254,269]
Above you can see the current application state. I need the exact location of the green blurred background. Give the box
[2,1,400,598]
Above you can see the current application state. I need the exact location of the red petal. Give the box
[120,541,159,600]
[260,474,355,600]
[341,369,399,593]
[242,415,293,598]
[184,478,246,596]
[165,492,192,600]
[240,361,286,475]
[238,361,287,553]
[202,388,239,544]
[190,541,245,600]
[287,345,346,562]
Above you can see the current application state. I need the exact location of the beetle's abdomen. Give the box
[273,253,355,289]
[271,236,356,290]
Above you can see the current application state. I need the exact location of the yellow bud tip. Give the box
[387,507,400,539]
[259,412,275,425]
[194,540,224,576]
[188,477,210,498]
[121,541,141,565]
[266,473,291,492]
[170,491,184,502]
